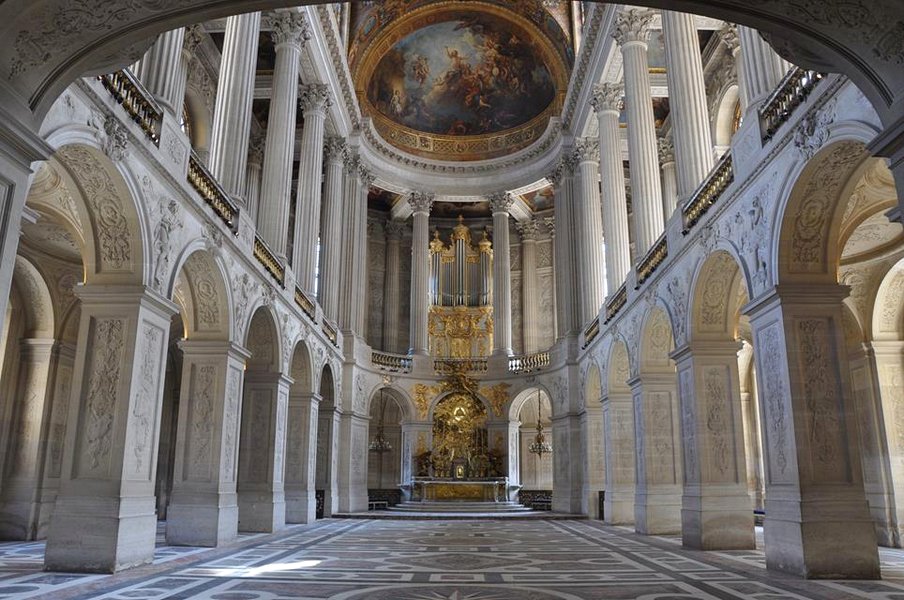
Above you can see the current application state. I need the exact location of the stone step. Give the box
[392,501,533,513]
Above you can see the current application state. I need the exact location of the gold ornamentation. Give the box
[413,383,440,419]
[481,382,511,417]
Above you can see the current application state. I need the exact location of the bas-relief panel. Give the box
[537,270,554,349]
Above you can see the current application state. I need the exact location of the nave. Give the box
[2,519,904,599]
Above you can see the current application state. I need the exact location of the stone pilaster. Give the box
[244,133,264,224]
[134,28,187,115]
[318,136,346,321]
[543,217,558,341]
[336,411,369,513]
[293,83,330,290]
[256,11,309,259]
[658,135,678,218]
[515,219,541,354]
[548,159,577,337]
[383,220,405,354]
[408,192,434,356]
[614,9,664,254]
[574,138,605,322]
[602,389,636,524]
[316,405,340,516]
[489,192,514,356]
[552,412,586,514]
[583,403,605,520]
[208,12,262,202]
[338,153,372,335]
[591,83,631,294]
[285,393,319,524]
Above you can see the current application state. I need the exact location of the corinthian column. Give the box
[383,220,405,353]
[134,28,187,115]
[591,83,631,293]
[257,11,309,260]
[208,12,262,202]
[574,138,605,321]
[658,135,678,218]
[319,136,346,321]
[516,219,541,354]
[407,192,434,356]
[244,133,264,224]
[662,10,714,199]
[489,192,514,356]
[737,25,792,112]
[293,84,330,290]
[548,158,576,337]
[614,9,664,255]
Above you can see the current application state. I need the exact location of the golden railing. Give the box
[187,151,239,233]
[294,287,316,321]
[682,152,734,233]
[434,358,488,374]
[97,69,162,146]
[253,234,285,287]
[604,283,628,324]
[759,68,824,142]
[582,318,600,349]
[508,352,550,374]
[322,319,339,347]
[635,235,668,289]
[372,351,413,373]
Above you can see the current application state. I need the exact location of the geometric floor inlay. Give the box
[2,519,904,599]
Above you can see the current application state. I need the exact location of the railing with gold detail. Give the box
[294,286,316,321]
[98,69,163,146]
[604,283,628,324]
[434,358,488,374]
[509,352,550,374]
[582,318,600,349]
[759,68,824,142]
[187,151,239,233]
[372,351,413,373]
[321,318,339,347]
[253,234,285,287]
[635,235,668,289]
[682,152,734,233]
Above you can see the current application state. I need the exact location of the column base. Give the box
[165,493,238,547]
[635,488,681,535]
[45,495,157,573]
[285,489,317,523]
[604,490,636,525]
[238,491,285,533]
[681,490,755,550]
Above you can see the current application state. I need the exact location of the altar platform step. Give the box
[393,501,532,513]
[333,501,586,520]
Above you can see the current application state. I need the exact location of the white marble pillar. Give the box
[583,404,605,520]
[548,160,576,337]
[336,411,369,513]
[602,389,635,524]
[543,217,558,341]
[354,168,374,334]
[383,220,405,354]
[257,11,308,259]
[208,12,261,202]
[489,192,514,356]
[316,405,340,516]
[614,9,664,254]
[319,136,346,321]
[45,287,176,572]
[591,83,631,294]
[574,138,605,322]
[738,25,792,111]
[662,10,714,199]
[338,158,373,335]
[166,341,248,547]
[408,192,434,356]
[293,84,330,290]
[244,133,264,224]
[552,413,586,514]
[658,135,679,218]
[285,393,319,524]
[516,219,540,354]
[134,28,187,115]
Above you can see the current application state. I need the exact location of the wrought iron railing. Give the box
[509,352,550,374]
[322,319,339,347]
[635,235,668,289]
[372,351,413,373]
[434,358,488,374]
[582,318,600,349]
[253,234,285,287]
[604,283,628,324]
[682,152,734,233]
[294,287,316,321]
[759,68,824,142]
[97,69,162,146]
[187,151,239,233]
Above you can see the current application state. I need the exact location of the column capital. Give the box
[299,83,331,113]
[613,8,655,47]
[574,137,600,163]
[717,23,741,53]
[271,10,310,49]
[324,135,346,162]
[343,151,361,175]
[358,164,375,188]
[590,82,624,113]
[657,135,675,165]
[248,131,265,165]
[407,191,435,214]
[385,219,406,240]
[515,218,541,241]
[487,192,515,214]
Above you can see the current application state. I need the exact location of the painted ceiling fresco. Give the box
[351,1,573,162]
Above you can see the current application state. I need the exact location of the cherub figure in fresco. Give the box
[445,47,466,75]
[411,54,430,87]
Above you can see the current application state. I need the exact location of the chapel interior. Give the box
[0,0,903,597]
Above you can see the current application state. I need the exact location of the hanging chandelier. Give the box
[369,390,393,453]
[528,390,553,457]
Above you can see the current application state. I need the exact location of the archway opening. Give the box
[366,388,403,507]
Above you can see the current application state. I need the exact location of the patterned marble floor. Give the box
[2,519,904,599]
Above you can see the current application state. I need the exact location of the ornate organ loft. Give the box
[428,216,494,358]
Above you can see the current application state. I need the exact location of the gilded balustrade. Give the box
[187,151,240,233]
[294,287,316,321]
[253,234,285,287]
[635,235,668,289]
[682,152,734,233]
[98,69,162,146]
[759,67,824,142]
[604,283,628,324]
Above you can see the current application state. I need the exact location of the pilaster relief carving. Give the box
[232,271,258,338]
[79,318,125,477]
[613,8,655,46]
[223,367,242,482]
[649,392,676,483]
[128,323,163,479]
[756,322,790,480]
[271,10,310,48]
[664,276,688,345]
[49,365,72,478]
[590,82,624,113]
[679,369,697,482]
[151,197,183,293]
[703,366,731,477]
[188,364,216,480]
[274,390,287,483]
[354,373,366,413]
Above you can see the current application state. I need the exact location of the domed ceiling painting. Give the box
[351,1,573,161]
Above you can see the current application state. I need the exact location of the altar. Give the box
[411,477,508,502]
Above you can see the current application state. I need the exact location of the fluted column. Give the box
[516,219,540,354]
[548,158,577,337]
[319,136,346,321]
[615,9,664,255]
[134,28,187,115]
[293,84,330,289]
[489,192,514,356]
[662,10,714,199]
[383,220,405,353]
[244,133,264,224]
[352,165,374,334]
[591,83,631,293]
[338,152,362,332]
[738,25,791,111]
[574,138,605,322]
[543,217,558,340]
[658,135,678,218]
[208,12,262,201]
[408,192,434,356]
[257,11,309,259]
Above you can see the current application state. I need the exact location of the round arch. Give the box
[244,305,282,373]
[604,336,631,398]
[12,256,55,339]
[171,248,231,342]
[508,382,555,421]
[873,256,904,342]
[366,384,415,423]
[319,363,337,408]
[712,83,741,151]
[689,250,748,342]
[639,305,676,375]
[288,337,314,395]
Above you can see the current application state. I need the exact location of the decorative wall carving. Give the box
[79,318,125,477]
[756,322,790,479]
[128,322,162,479]
[188,364,215,480]
[151,197,183,293]
[480,383,511,417]
[703,365,732,478]
[223,367,242,483]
